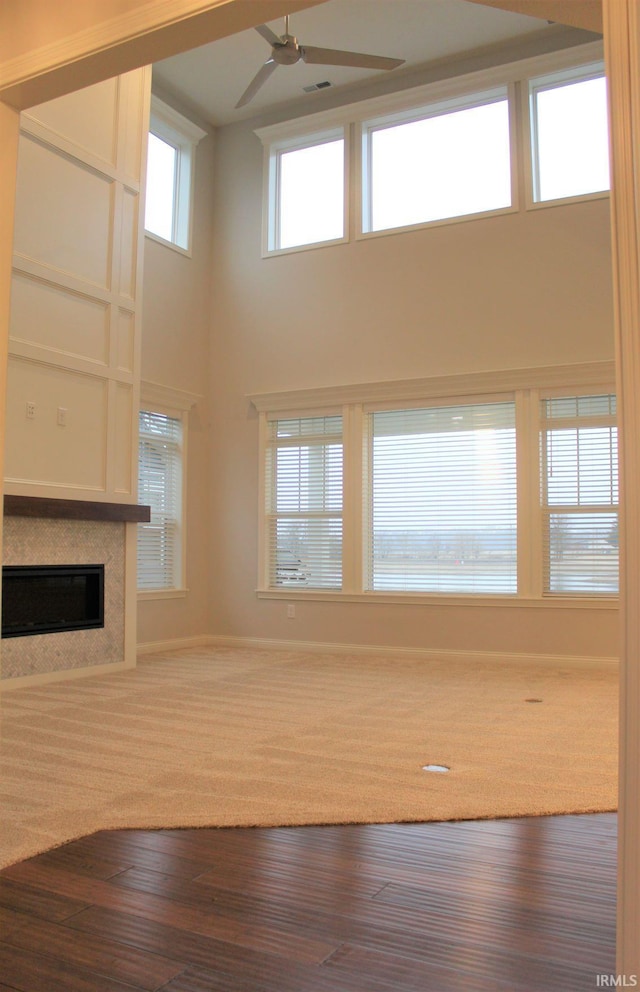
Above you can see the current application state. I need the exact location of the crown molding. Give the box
[248,361,616,414]
[141,379,201,411]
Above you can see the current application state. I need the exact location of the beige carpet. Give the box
[0,646,618,869]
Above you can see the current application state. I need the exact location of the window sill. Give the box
[526,189,610,212]
[263,234,349,259]
[256,589,618,609]
[138,588,188,601]
[144,231,192,258]
[357,203,518,243]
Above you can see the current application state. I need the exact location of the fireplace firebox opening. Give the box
[1,564,105,638]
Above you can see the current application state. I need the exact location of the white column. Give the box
[603,0,640,976]
[0,101,20,681]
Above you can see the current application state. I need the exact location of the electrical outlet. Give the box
[287,604,296,619]
[57,407,67,427]
[26,402,35,419]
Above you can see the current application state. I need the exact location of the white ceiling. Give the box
[152,0,568,127]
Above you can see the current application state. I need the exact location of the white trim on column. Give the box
[604,0,640,976]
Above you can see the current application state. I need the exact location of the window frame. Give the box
[525,59,609,210]
[252,362,617,608]
[144,95,207,255]
[359,84,518,238]
[256,40,606,256]
[262,409,344,590]
[137,382,199,600]
[538,387,618,597]
[362,395,519,596]
[261,125,349,256]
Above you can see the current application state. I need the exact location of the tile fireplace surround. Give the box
[1,497,149,683]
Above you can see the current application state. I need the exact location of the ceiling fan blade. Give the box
[255,23,282,46]
[235,59,278,109]
[300,46,404,70]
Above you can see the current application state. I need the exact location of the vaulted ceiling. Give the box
[152,0,601,127]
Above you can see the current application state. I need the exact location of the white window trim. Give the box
[538,390,618,598]
[145,95,207,256]
[358,83,518,239]
[250,360,617,607]
[256,40,605,255]
[137,380,200,600]
[524,58,608,211]
[261,125,349,256]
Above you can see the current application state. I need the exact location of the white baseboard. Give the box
[136,634,217,656]
[0,659,135,692]
[4,635,616,688]
[204,634,618,671]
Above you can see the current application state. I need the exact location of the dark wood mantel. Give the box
[3,495,150,523]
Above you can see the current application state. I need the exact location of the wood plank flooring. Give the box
[0,813,616,992]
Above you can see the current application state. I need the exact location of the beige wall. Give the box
[206,65,617,660]
[137,122,215,646]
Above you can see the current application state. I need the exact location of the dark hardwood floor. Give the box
[0,813,616,992]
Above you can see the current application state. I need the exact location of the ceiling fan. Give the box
[235,16,405,108]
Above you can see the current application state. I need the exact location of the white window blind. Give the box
[138,410,183,590]
[366,402,517,593]
[265,415,343,589]
[540,394,618,594]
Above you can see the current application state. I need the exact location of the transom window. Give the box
[265,129,346,252]
[362,89,512,233]
[529,64,609,203]
[257,44,608,255]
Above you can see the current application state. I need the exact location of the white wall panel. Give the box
[5,357,107,489]
[116,308,135,371]
[23,76,119,166]
[7,66,150,502]
[117,70,148,182]
[113,382,133,494]
[10,271,109,364]
[14,136,112,288]
[118,187,138,299]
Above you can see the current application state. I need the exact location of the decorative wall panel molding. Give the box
[6,68,150,502]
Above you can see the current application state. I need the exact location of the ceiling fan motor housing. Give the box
[272,37,302,66]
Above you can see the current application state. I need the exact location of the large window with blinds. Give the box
[138,409,184,591]
[366,402,517,593]
[264,415,343,589]
[540,394,618,594]
[257,375,618,601]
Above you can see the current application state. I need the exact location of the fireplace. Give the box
[1,497,148,683]
[2,564,105,638]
